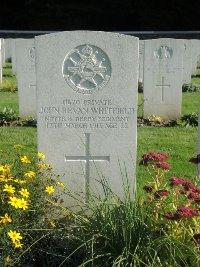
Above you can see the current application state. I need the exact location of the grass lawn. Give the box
[0,63,199,194]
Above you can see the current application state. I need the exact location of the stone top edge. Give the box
[35,30,139,41]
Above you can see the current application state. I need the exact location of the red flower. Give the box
[156,162,171,170]
[143,185,154,193]
[140,152,169,165]
[170,177,186,186]
[189,154,200,164]
[183,181,196,191]
[154,190,170,199]
[163,206,198,220]
[179,189,188,195]
[188,192,200,204]
[193,233,200,245]
[163,212,179,220]
[176,206,198,218]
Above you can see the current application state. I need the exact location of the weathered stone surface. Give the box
[143,38,184,119]
[16,39,36,118]
[35,31,139,204]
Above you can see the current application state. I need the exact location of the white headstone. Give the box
[198,106,200,177]
[35,31,139,204]
[0,39,2,85]
[182,40,192,84]
[1,39,6,67]
[16,39,36,118]
[11,39,17,74]
[139,40,144,83]
[143,38,184,119]
[5,38,12,60]
[190,39,200,76]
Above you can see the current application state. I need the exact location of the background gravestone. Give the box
[198,107,200,178]
[182,40,192,84]
[1,39,6,67]
[16,39,36,118]
[0,40,2,85]
[11,39,17,74]
[190,39,200,76]
[139,40,144,83]
[5,38,12,61]
[143,38,184,119]
[35,31,138,204]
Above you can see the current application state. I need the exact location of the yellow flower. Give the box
[48,219,56,228]
[45,186,55,194]
[37,163,51,168]
[13,240,23,249]
[14,179,27,184]
[4,255,13,265]
[3,184,15,194]
[8,196,20,209]
[0,213,12,224]
[20,156,31,164]
[0,165,13,182]
[57,181,65,187]
[24,171,36,178]
[18,198,29,210]
[8,230,23,242]
[0,165,4,171]
[38,152,45,159]
[14,144,23,149]
[19,188,29,198]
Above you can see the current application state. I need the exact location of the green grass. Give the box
[0,92,19,114]
[192,67,200,85]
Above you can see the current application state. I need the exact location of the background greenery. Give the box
[0,63,199,195]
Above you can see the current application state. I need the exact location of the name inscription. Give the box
[39,98,135,129]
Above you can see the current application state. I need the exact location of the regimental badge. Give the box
[154,45,173,59]
[62,44,111,94]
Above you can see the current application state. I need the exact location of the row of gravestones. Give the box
[0,31,199,205]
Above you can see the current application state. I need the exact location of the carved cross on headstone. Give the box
[65,133,110,202]
[156,76,170,102]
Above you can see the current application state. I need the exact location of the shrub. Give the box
[0,145,65,266]
[0,79,17,92]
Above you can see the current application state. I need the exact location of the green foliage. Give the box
[182,83,200,92]
[0,79,17,92]
[0,107,18,122]
[169,112,198,127]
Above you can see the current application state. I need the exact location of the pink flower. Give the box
[154,190,170,199]
[156,162,171,170]
[163,212,179,220]
[140,152,169,165]
[170,177,186,186]
[163,206,198,220]
[176,206,198,218]
[188,192,200,204]
[183,181,196,191]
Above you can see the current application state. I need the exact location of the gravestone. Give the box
[198,107,200,178]
[182,40,192,84]
[5,38,12,60]
[143,38,184,119]
[35,31,138,204]
[0,39,2,85]
[139,40,144,83]
[1,39,6,67]
[16,39,36,118]
[190,39,200,76]
[11,39,17,74]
